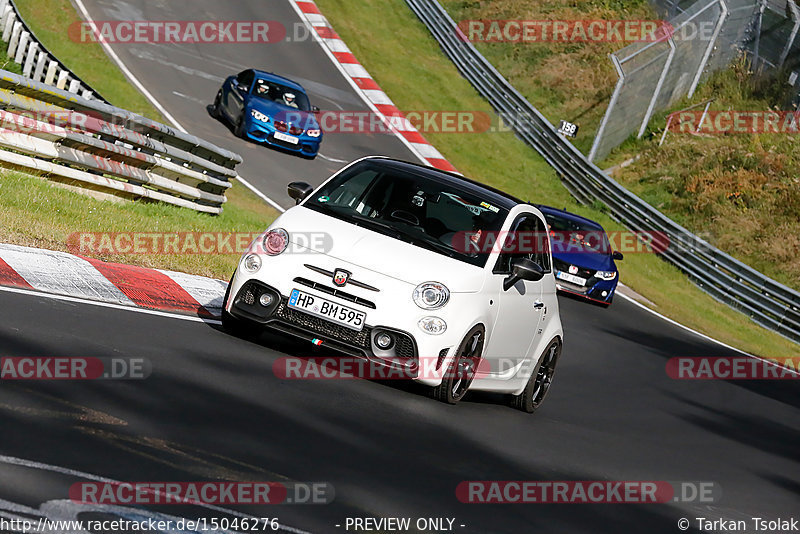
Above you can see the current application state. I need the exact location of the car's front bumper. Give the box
[227,276,455,386]
[243,120,321,156]
[555,276,617,304]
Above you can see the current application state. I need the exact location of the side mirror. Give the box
[236,82,249,93]
[311,105,320,114]
[503,257,545,291]
[288,181,314,204]
[612,251,624,261]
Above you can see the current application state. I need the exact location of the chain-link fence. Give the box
[589,0,799,162]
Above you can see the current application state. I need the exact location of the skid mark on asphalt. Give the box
[129,47,225,82]
[0,386,127,426]
[76,428,290,483]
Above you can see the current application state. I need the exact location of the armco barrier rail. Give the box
[406,0,800,344]
[0,0,102,100]
[0,69,242,214]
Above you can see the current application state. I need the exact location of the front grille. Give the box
[553,258,596,279]
[394,334,416,359]
[274,298,372,348]
[293,277,376,309]
[437,348,449,370]
[233,281,281,322]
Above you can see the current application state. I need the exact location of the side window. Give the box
[236,70,254,91]
[493,214,551,274]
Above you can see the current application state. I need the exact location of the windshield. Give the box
[304,161,510,267]
[542,212,612,254]
[252,79,311,111]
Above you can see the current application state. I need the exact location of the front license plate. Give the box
[274,131,299,144]
[556,271,587,286]
[288,289,366,331]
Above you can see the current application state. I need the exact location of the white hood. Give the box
[271,206,486,292]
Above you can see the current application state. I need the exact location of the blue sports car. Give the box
[212,69,322,159]
[535,205,623,307]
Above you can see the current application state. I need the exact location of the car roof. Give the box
[251,69,306,93]
[361,157,523,211]
[533,204,604,230]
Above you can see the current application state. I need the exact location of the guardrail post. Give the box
[638,36,676,138]
[68,79,80,93]
[13,28,27,63]
[1,10,14,42]
[56,69,68,90]
[589,54,624,162]
[22,39,35,76]
[32,49,45,81]
[7,20,21,57]
[44,59,57,84]
[689,0,727,97]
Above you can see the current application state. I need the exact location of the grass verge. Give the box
[440,0,656,155]
[314,0,799,358]
[0,170,277,280]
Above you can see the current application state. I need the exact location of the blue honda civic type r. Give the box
[211,69,323,159]
[535,205,624,307]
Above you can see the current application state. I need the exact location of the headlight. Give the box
[307,129,321,137]
[250,109,269,123]
[596,270,617,280]
[243,253,261,273]
[418,317,447,335]
[262,228,289,256]
[413,282,450,310]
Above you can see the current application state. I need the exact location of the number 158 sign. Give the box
[558,120,579,138]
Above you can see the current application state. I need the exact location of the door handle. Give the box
[533,300,545,309]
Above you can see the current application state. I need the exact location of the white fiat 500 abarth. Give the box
[223,157,563,411]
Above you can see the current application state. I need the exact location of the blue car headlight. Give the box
[307,129,321,138]
[596,270,617,281]
[250,109,269,123]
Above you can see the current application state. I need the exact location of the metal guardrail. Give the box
[0,69,242,213]
[0,0,103,100]
[406,0,800,344]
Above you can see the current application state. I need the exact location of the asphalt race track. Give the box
[0,1,797,533]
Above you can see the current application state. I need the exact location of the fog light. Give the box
[243,254,261,273]
[418,317,447,335]
[259,293,273,307]
[375,332,394,350]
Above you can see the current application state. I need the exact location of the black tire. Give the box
[221,277,260,338]
[432,325,485,405]
[211,91,223,120]
[512,338,562,413]
[234,114,248,138]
